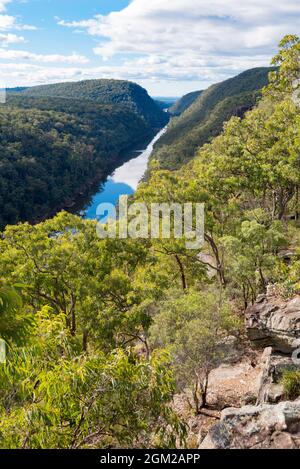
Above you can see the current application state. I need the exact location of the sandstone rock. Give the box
[246,294,300,353]
[200,401,300,449]
[197,252,217,279]
[256,347,299,404]
[266,384,286,404]
[215,335,241,364]
[206,361,261,409]
[256,347,273,404]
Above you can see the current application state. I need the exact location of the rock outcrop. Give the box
[246,294,300,353]
[206,360,261,409]
[200,401,300,449]
[196,294,300,449]
[256,347,299,404]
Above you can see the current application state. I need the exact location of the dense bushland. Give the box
[0,36,300,448]
[152,67,275,169]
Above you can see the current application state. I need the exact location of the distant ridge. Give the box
[22,79,168,130]
[0,78,167,228]
[152,67,275,169]
[6,87,28,93]
[169,90,203,116]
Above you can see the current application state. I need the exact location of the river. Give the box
[81,127,166,220]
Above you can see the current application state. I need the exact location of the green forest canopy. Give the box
[0,80,169,229]
[0,35,300,449]
[168,90,203,116]
[21,79,168,130]
[151,67,276,169]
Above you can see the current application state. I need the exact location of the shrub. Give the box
[281,370,300,399]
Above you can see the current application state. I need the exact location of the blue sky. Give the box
[7,1,129,56]
[1,0,300,96]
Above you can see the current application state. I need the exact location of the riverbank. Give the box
[30,128,161,225]
[78,127,167,220]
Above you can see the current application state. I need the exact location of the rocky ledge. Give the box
[195,293,300,449]
[200,401,300,449]
[246,293,300,353]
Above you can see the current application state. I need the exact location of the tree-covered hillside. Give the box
[0,36,300,450]
[22,79,169,130]
[0,98,152,229]
[0,79,169,229]
[152,67,275,169]
[168,90,203,116]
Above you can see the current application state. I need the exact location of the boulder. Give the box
[246,294,300,353]
[197,252,217,279]
[206,360,261,409]
[255,347,300,404]
[200,401,300,449]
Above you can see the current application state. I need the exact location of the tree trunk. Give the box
[200,375,209,410]
[70,294,76,336]
[258,267,267,292]
[194,374,209,414]
[205,234,226,287]
[174,254,187,290]
[82,330,89,352]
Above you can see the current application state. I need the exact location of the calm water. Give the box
[82,127,166,220]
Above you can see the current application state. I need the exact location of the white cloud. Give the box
[58,0,300,86]
[0,0,11,13]
[0,52,270,90]
[0,0,36,31]
[59,0,300,58]
[1,0,300,93]
[0,13,15,30]
[0,63,89,87]
[0,48,89,64]
[0,14,37,31]
[0,1,88,87]
[0,32,24,45]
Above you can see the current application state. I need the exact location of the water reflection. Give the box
[83,127,166,220]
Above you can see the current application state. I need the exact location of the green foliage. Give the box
[0,79,169,229]
[1,36,300,449]
[0,281,33,344]
[281,370,300,400]
[151,67,274,169]
[168,91,203,116]
[267,35,300,99]
[21,79,169,129]
[0,212,165,351]
[0,307,185,449]
[222,220,287,305]
[139,37,300,304]
[149,289,241,412]
[0,98,153,228]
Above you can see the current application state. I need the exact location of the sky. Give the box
[0,0,300,96]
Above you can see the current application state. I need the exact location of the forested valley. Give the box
[0,36,300,449]
[151,66,276,169]
[0,81,168,228]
